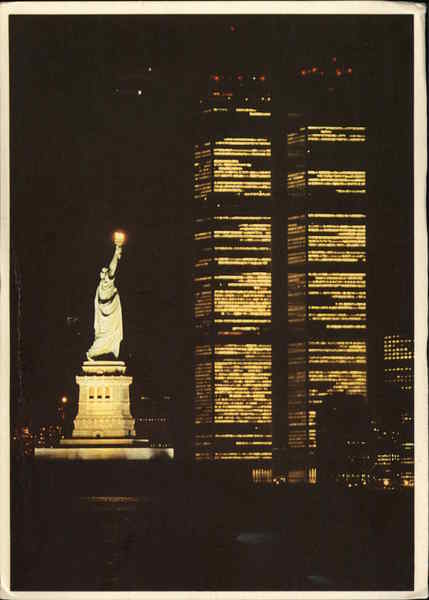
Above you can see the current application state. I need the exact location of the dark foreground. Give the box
[12,460,413,591]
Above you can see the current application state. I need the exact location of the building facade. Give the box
[193,73,273,472]
[376,332,414,488]
[286,120,369,485]
[135,395,172,449]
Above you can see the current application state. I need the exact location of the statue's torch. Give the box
[114,231,126,247]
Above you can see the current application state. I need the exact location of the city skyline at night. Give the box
[10,16,413,450]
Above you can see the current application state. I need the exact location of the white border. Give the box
[1,2,427,599]
[0,1,424,15]
[0,2,11,598]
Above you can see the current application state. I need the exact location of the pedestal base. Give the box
[73,361,135,438]
[48,361,175,461]
[35,442,174,461]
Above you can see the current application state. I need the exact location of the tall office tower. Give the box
[383,333,414,487]
[193,73,272,475]
[287,124,368,485]
[285,59,369,484]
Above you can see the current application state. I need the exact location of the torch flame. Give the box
[114,231,126,246]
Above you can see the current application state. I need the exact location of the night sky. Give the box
[10,15,413,457]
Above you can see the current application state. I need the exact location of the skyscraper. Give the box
[285,61,369,484]
[381,332,414,488]
[193,73,272,475]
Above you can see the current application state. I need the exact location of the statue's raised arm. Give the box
[108,244,122,278]
[86,234,126,362]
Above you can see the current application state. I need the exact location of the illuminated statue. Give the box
[86,233,125,361]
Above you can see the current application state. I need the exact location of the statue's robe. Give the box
[87,275,123,359]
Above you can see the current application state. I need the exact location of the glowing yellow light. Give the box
[113,231,126,246]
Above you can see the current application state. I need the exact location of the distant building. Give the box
[372,333,414,489]
[135,395,172,448]
[193,73,273,474]
[35,424,61,448]
[384,333,413,395]
[13,425,34,458]
[311,394,372,488]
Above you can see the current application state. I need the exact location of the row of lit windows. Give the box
[204,106,271,115]
[308,224,366,245]
[288,272,306,325]
[194,137,272,201]
[306,126,366,143]
[214,159,271,179]
[384,335,413,361]
[289,218,366,265]
[204,105,271,117]
[214,433,271,439]
[195,433,272,460]
[252,468,273,483]
[308,273,366,329]
[308,250,366,263]
[216,137,270,146]
[288,218,306,266]
[384,376,412,392]
[215,257,270,266]
[194,142,212,201]
[194,289,212,321]
[377,453,400,465]
[288,170,366,193]
[308,213,367,219]
[309,272,366,288]
[213,222,271,242]
[214,344,271,424]
[308,340,367,365]
[213,148,271,157]
[195,450,273,461]
[288,126,366,146]
[307,170,366,189]
[288,172,306,190]
[213,452,272,460]
[194,359,212,425]
[308,369,367,397]
[215,290,271,314]
[194,346,272,426]
[287,132,306,146]
[214,181,271,195]
[212,272,271,334]
[384,352,413,361]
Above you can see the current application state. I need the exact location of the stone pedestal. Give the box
[73,361,135,438]
[35,360,174,461]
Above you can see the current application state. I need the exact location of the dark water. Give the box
[12,462,414,591]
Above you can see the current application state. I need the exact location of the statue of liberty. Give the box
[86,233,125,361]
